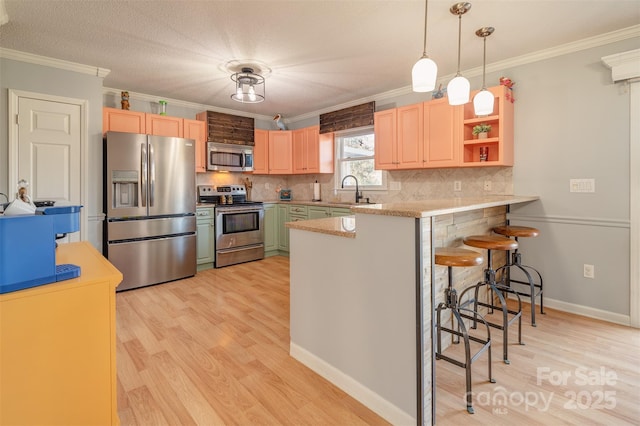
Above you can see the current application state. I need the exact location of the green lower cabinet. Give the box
[277,204,289,252]
[264,204,278,257]
[308,206,331,219]
[330,207,351,217]
[196,207,215,271]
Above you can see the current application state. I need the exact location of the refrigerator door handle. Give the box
[141,143,147,207]
[149,143,155,207]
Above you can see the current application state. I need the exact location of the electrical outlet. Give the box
[570,178,595,193]
[583,264,595,279]
[454,181,462,192]
[483,180,492,191]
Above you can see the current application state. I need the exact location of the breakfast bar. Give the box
[286,195,539,425]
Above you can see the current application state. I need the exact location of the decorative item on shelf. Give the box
[273,113,287,130]
[447,2,472,106]
[500,76,516,103]
[432,84,446,99]
[472,123,492,139]
[279,189,292,201]
[480,146,489,161]
[411,0,437,92]
[473,26,495,116]
[159,100,167,115]
[231,66,265,104]
[120,91,130,110]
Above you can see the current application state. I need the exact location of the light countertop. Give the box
[286,195,539,237]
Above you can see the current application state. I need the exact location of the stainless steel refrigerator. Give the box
[104,131,196,291]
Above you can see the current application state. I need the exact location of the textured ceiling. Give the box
[1,0,638,120]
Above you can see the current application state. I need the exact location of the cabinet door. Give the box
[374,109,397,170]
[196,208,214,266]
[145,113,183,137]
[253,129,269,174]
[292,128,307,173]
[423,99,461,168]
[396,103,423,169]
[268,131,293,174]
[263,204,278,253]
[277,204,289,252]
[102,107,145,135]
[331,207,351,217]
[304,126,321,173]
[308,206,330,219]
[318,132,334,174]
[184,119,207,173]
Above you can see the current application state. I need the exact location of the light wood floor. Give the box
[116,256,640,425]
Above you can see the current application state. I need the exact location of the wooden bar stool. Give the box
[459,235,524,364]
[435,247,495,414]
[493,225,544,326]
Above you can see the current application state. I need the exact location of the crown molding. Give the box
[0,47,110,78]
[102,87,274,122]
[601,48,640,81]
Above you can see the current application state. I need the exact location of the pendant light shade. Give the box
[412,0,437,92]
[473,89,494,115]
[447,2,471,106]
[412,57,438,92]
[473,26,495,115]
[448,75,471,105]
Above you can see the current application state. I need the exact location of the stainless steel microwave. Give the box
[206,142,254,172]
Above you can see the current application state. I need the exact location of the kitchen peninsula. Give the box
[287,195,539,425]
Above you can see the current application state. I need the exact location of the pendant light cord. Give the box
[482,36,487,89]
[456,14,462,76]
[422,0,428,56]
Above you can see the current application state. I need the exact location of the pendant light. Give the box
[412,0,437,92]
[447,2,471,106]
[473,27,495,116]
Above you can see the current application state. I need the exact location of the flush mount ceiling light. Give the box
[447,2,471,106]
[231,67,265,104]
[412,0,437,92]
[473,26,495,116]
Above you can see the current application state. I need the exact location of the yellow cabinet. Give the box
[0,242,122,425]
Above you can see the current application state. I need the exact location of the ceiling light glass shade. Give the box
[412,56,438,92]
[231,67,265,103]
[473,89,494,115]
[447,75,470,105]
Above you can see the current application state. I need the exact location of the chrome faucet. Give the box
[341,174,363,204]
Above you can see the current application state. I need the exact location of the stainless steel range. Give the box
[198,185,264,268]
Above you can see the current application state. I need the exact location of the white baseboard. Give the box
[289,342,416,426]
[507,294,631,326]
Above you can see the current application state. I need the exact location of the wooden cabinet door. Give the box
[318,131,334,174]
[304,126,320,173]
[253,129,269,174]
[184,119,207,173]
[292,128,307,173]
[145,113,183,137]
[396,103,423,169]
[423,99,461,168]
[102,107,145,134]
[374,109,397,170]
[268,131,293,174]
[263,204,278,253]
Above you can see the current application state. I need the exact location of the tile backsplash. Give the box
[196,167,513,203]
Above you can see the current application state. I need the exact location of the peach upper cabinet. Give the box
[184,119,207,173]
[102,107,146,134]
[292,126,334,174]
[374,103,425,170]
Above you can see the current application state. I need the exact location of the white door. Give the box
[9,91,86,242]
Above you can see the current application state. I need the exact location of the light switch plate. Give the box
[570,178,595,193]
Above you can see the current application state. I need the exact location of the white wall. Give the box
[508,38,638,319]
[0,57,105,249]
